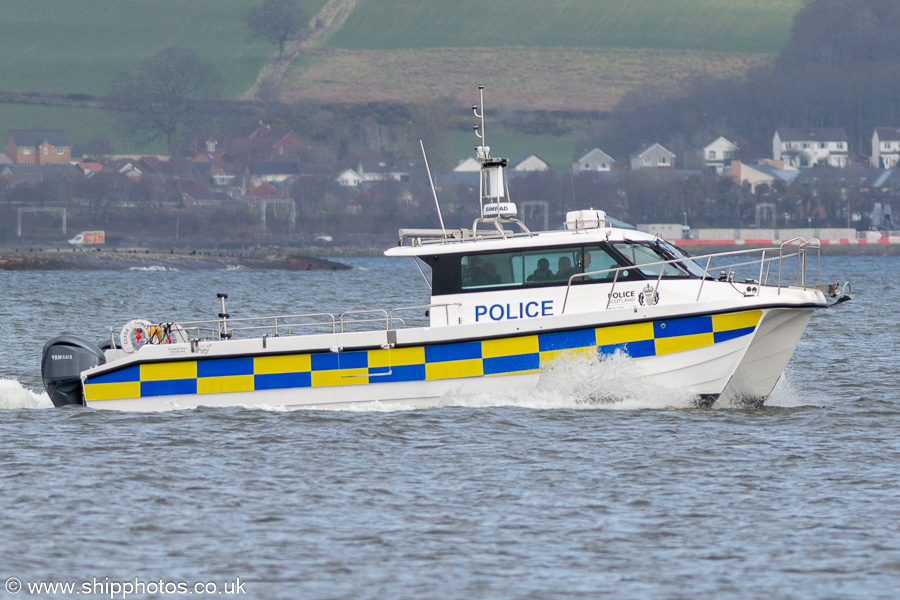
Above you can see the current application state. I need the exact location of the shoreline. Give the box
[0,241,896,271]
[0,248,352,271]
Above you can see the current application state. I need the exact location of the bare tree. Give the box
[246,0,307,59]
[113,47,221,156]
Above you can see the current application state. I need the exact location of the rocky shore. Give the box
[0,248,351,271]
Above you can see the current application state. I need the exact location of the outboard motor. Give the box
[41,335,106,407]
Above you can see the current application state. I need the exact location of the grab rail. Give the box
[114,303,463,347]
[561,238,821,314]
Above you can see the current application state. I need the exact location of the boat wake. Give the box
[440,353,700,411]
[128,265,179,272]
[0,379,53,409]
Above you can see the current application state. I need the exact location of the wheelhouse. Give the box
[420,237,706,297]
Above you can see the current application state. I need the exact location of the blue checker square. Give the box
[538,328,596,352]
[141,379,197,397]
[368,364,426,383]
[197,357,254,378]
[483,354,540,375]
[598,339,656,359]
[714,326,755,344]
[653,316,712,339]
[255,372,312,390]
[89,364,140,385]
[424,341,482,363]
[310,351,369,371]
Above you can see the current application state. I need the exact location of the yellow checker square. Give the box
[425,359,483,380]
[254,354,311,375]
[655,333,715,355]
[596,322,654,346]
[84,381,141,401]
[197,375,255,394]
[712,310,762,332]
[311,368,369,387]
[482,335,539,359]
[141,361,197,382]
[539,347,596,365]
[368,346,425,369]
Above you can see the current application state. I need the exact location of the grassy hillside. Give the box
[0,0,327,97]
[0,0,805,155]
[281,46,769,111]
[323,0,806,54]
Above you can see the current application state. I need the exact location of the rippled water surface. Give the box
[1,256,897,599]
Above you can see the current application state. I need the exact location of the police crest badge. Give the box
[639,284,659,306]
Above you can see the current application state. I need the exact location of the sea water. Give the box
[0,256,897,599]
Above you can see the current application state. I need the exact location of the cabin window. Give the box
[455,245,628,292]
[611,242,692,278]
[461,254,521,289]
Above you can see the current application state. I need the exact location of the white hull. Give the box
[81,302,819,412]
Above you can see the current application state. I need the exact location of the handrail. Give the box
[118,303,464,346]
[560,239,821,314]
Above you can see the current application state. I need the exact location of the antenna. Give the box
[569,170,577,210]
[472,85,488,159]
[420,139,446,235]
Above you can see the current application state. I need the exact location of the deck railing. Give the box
[112,303,461,347]
[562,238,822,314]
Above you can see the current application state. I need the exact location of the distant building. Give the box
[703,137,738,174]
[871,127,900,169]
[6,129,73,165]
[335,168,364,187]
[512,154,549,172]
[725,160,799,193]
[453,157,481,172]
[630,143,675,170]
[773,128,848,168]
[572,148,615,173]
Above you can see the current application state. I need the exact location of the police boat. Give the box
[40,89,851,411]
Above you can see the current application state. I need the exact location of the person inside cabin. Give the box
[482,261,501,285]
[555,256,576,281]
[527,258,552,282]
[580,251,592,273]
[466,256,486,286]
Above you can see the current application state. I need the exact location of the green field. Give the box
[0,0,805,154]
[0,0,328,97]
[324,0,806,54]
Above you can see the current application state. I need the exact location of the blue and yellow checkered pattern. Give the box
[83,310,761,401]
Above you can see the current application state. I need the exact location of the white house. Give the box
[630,143,675,170]
[512,154,549,172]
[773,128,848,168]
[703,137,738,174]
[336,168,363,187]
[357,160,411,182]
[572,148,615,173]
[871,127,900,169]
[453,157,481,172]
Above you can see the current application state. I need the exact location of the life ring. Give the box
[120,319,154,354]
